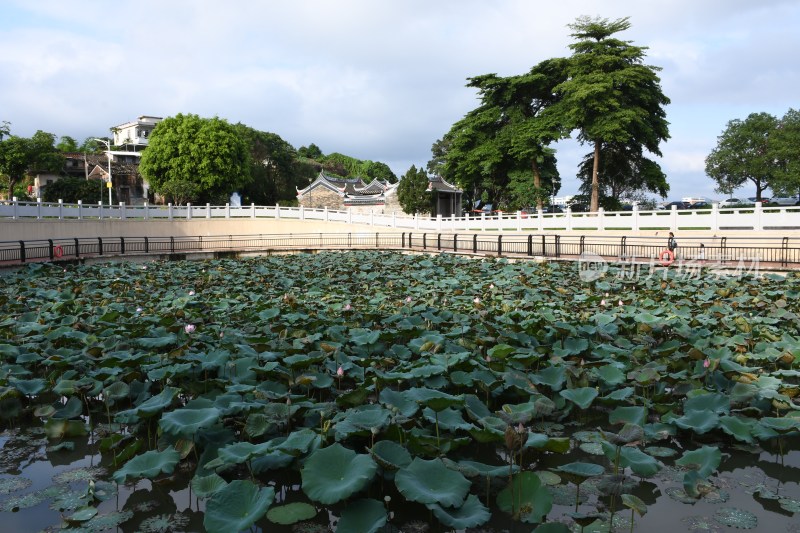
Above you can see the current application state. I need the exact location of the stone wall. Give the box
[299,188,343,210]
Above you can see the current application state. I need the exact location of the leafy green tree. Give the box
[56,136,79,152]
[435,60,566,210]
[397,165,431,215]
[298,143,323,160]
[42,177,108,203]
[704,112,779,200]
[0,121,9,141]
[364,161,397,183]
[235,125,300,205]
[770,108,800,196]
[576,142,668,202]
[544,16,670,211]
[139,114,251,204]
[0,130,62,199]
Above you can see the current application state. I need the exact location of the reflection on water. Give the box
[1,427,799,532]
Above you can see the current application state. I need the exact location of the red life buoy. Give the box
[660,249,674,266]
[54,245,63,258]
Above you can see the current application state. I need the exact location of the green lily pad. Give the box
[427,493,491,529]
[560,387,599,410]
[395,457,471,507]
[301,443,377,504]
[336,499,387,533]
[266,502,317,525]
[112,447,181,483]
[675,446,721,478]
[190,473,228,499]
[159,407,221,438]
[496,471,553,524]
[204,480,275,533]
[713,507,758,529]
[370,440,412,471]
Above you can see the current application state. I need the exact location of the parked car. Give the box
[689,201,712,209]
[661,201,689,210]
[471,202,494,216]
[568,203,589,212]
[718,198,744,208]
[747,197,770,204]
[769,196,799,206]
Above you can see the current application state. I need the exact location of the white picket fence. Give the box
[2,198,800,232]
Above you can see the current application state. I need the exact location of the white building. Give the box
[112,116,163,149]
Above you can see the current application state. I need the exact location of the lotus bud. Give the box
[184,324,196,334]
[189,290,195,296]
[405,296,412,303]
[344,303,352,311]
[337,366,344,377]
[703,358,710,369]
[601,299,606,306]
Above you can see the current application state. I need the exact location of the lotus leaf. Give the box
[609,406,647,426]
[112,447,181,483]
[496,471,553,523]
[336,498,387,533]
[673,409,720,434]
[370,440,412,471]
[422,406,473,432]
[301,443,377,504]
[427,493,491,528]
[675,446,721,478]
[719,415,757,444]
[531,365,566,391]
[621,493,647,515]
[395,457,470,507]
[276,428,321,456]
[44,419,87,439]
[405,388,464,411]
[190,473,228,499]
[203,480,275,533]
[560,387,599,410]
[159,407,221,438]
[266,502,317,525]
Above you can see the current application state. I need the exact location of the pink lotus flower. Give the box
[189,290,195,296]
[184,324,196,334]
[489,283,495,290]
[703,358,710,368]
[618,300,623,306]
[344,303,352,311]
[600,299,607,306]
[474,297,481,304]
[405,296,412,303]
[337,366,344,377]
[136,307,143,313]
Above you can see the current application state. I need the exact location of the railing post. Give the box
[555,235,561,257]
[423,233,427,250]
[541,235,546,257]
[580,235,585,255]
[324,206,329,222]
[58,199,63,219]
[517,210,522,232]
[37,198,42,219]
[144,202,149,220]
[402,232,405,248]
[481,212,486,232]
[754,202,763,231]
[621,236,627,258]
[120,237,125,255]
[670,204,678,231]
[376,232,379,248]
[19,240,25,262]
[206,203,211,219]
[98,237,103,256]
[144,236,149,254]
[300,205,305,221]
[566,207,573,231]
[711,203,719,231]
[598,207,605,230]
[48,239,54,260]
[74,238,80,258]
[437,233,441,250]
[120,202,126,220]
[473,234,477,254]
[77,200,83,220]
[632,204,639,231]
[497,235,502,256]
[98,200,103,220]
[527,234,532,256]
[276,203,281,219]
[251,203,256,219]
[187,203,192,220]
[226,203,231,219]
[12,197,18,220]
[170,236,175,254]
[453,233,458,252]
[407,232,411,248]
[436,214,442,232]
[168,203,173,220]
[348,233,352,248]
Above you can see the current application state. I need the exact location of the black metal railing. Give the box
[1,232,798,267]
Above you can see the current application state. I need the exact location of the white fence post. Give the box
[206,203,211,219]
[324,206,329,222]
[598,208,605,230]
[143,202,149,220]
[58,199,63,220]
[186,203,192,220]
[12,197,18,220]
[225,203,231,219]
[168,203,173,220]
[516,211,522,232]
[98,200,103,220]
[670,205,678,231]
[566,207,573,230]
[251,203,256,218]
[275,203,281,219]
[77,200,83,220]
[120,202,126,220]
[711,203,719,231]
[481,212,486,232]
[632,204,639,231]
[436,214,442,231]
[301,205,306,221]
[37,198,42,219]
[754,202,763,231]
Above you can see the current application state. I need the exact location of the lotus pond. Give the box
[1,251,800,532]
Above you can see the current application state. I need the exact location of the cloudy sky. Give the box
[1,0,798,201]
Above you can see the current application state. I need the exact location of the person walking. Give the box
[667,232,677,253]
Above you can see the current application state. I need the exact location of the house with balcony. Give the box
[112,116,163,150]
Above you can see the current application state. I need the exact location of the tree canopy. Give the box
[576,142,668,202]
[139,114,251,205]
[541,16,670,211]
[397,165,431,215]
[0,128,62,199]
[704,112,781,200]
[42,177,109,204]
[235,124,302,205]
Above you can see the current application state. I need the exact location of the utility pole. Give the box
[93,139,113,205]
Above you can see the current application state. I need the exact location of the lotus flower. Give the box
[405,296,412,303]
[337,366,344,377]
[703,358,710,368]
[344,303,352,311]
[474,297,481,304]
[185,324,196,334]
[601,299,607,306]
[189,290,195,296]
[618,300,623,306]
[489,283,495,289]
[136,307,143,313]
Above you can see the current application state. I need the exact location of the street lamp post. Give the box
[93,138,113,206]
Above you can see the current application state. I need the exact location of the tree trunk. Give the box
[531,159,543,210]
[591,140,600,212]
